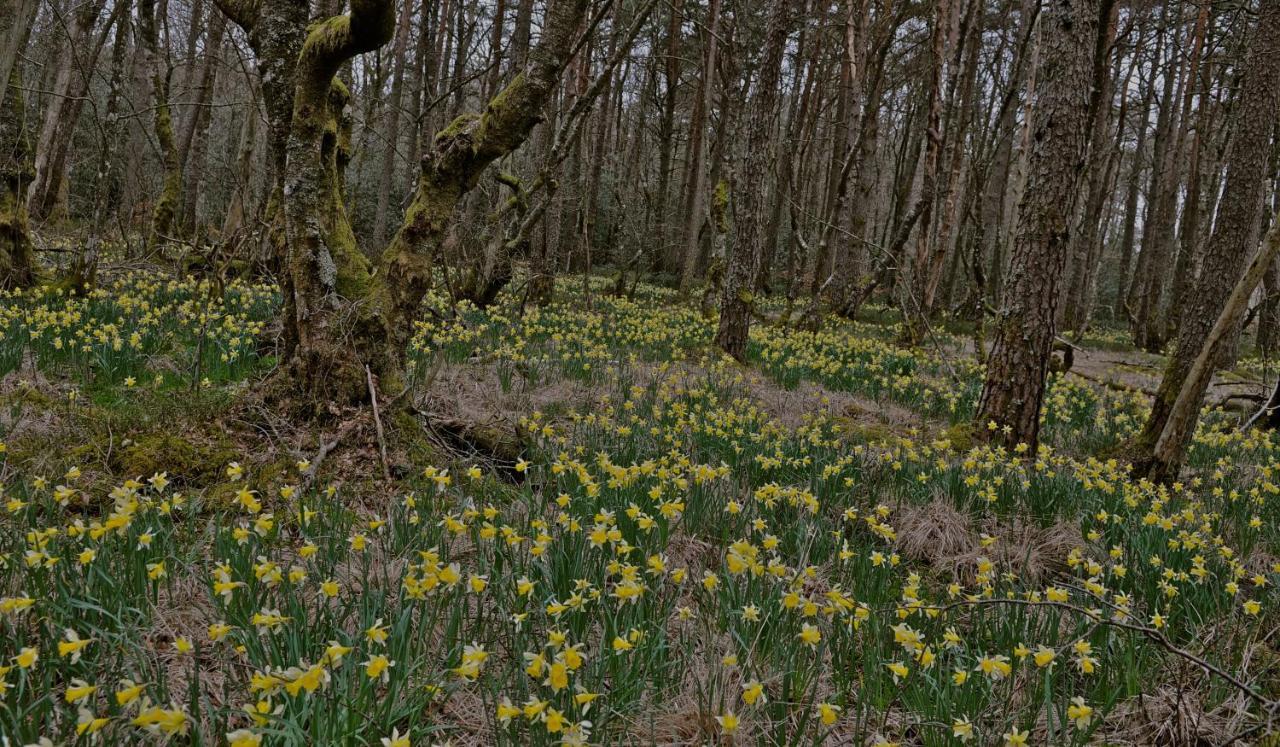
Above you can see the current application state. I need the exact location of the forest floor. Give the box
[0,265,1276,745]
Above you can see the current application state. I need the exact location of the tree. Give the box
[207,0,592,406]
[139,0,184,245]
[714,0,796,361]
[1126,0,1280,481]
[975,0,1104,452]
[0,0,40,287]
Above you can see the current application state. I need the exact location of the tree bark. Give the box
[1127,0,1280,478]
[714,0,795,361]
[26,0,112,224]
[139,0,184,246]
[677,0,722,296]
[0,58,35,287]
[371,0,415,246]
[373,0,592,387]
[178,11,227,237]
[901,0,954,344]
[975,0,1102,452]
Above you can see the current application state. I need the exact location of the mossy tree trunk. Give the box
[372,0,590,380]
[211,0,590,407]
[139,0,184,247]
[278,0,396,403]
[974,0,1102,453]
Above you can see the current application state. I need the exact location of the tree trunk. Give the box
[1127,0,1280,477]
[373,0,592,385]
[1147,210,1280,482]
[0,0,39,113]
[677,0,721,296]
[178,11,227,237]
[0,60,35,287]
[26,0,112,224]
[1061,3,1118,332]
[76,0,133,288]
[655,0,683,274]
[139,0,184,246]
[901,0,953,344]
[371,0,414,246]
[975,0,1102,452]
[714,0,795,361]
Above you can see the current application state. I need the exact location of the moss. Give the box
[436,112,480,143]
[390,408,438,464]
[110,431,239,485]
[713,179,731,232]
[836,418,899,445]
[941,422,976,453]
[333,236,373,299]
[301,15,352,62]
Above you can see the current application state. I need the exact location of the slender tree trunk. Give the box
[677,0,721,296]
[901,0,953,344]
[139,0,184,246]
[655,0,683,273]
[0,0,39,285]
[178,11,226,237]
[0,0,39,113]
[714,0,795,361]
[77,0,133,288]
[0,44,36,286]
[1148,210,1280,481]
[372,0,414,246]
[26,0,112,224]
[1061,3,1118,332]
[1113,62,1155,318]
[975,0,1102,452]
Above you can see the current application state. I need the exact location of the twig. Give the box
[366,365,391,482]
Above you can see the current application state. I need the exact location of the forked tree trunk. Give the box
[714,0,795,361]
[975,0,1101,452]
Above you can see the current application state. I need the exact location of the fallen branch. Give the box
[366,365,391,482]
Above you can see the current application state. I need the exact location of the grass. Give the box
[0,270,1275,745]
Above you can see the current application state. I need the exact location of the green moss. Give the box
[333,237,372,299]
[836,418,898,445]
[436,113,480,143]
[390,408,437,464]
[302,16,352,61]
[110,431,238,485]
[941,422,976,453]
